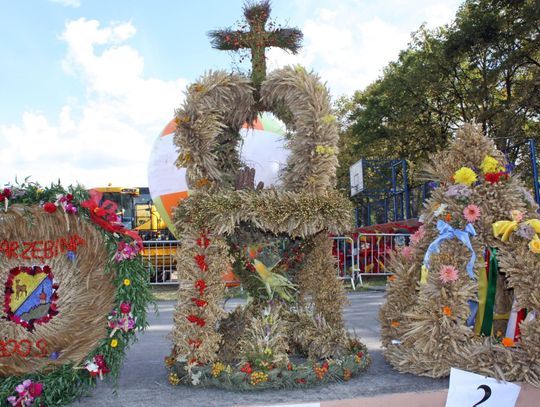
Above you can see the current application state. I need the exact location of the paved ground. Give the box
[72,292,449,407]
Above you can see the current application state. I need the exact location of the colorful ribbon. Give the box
[423,220,477,280]
[479,247,498,337]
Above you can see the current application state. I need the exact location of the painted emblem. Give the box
[3,265,59,331]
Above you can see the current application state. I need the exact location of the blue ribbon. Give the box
[423,220,477,280]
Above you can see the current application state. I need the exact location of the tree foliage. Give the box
[338,0,540,189]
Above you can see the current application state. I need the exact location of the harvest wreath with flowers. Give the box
[165,1,370,390]
[380,124,540,387]
[0,180,152,406]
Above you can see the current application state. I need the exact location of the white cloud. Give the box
[1,18,187,188]
[49,0,81,8]
[267,0,462,97]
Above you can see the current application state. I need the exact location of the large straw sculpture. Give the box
[380,124,540,387]
[166,17,370,387]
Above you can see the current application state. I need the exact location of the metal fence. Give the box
[332,233,410,287]
[143,233,410,287]
[141,240,179,284]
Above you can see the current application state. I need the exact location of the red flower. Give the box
[120,302,131,314]
[66,193,74,202]
[194,279,207,296]
[186,314,205,327]
[94,354,111,374]
[485,171,509,184]
[295,378,306,384]
[194,254,208,271]
[43,202,57,213]
[191,298,208,307]
[240,362,252,374]
[28,382,43,398]
[2,188,12,199]
[188,339,202,348]
[196,236,210,248]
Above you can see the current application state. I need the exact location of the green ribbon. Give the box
[480,247,498,336]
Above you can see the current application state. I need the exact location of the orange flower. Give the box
[390,321,400,328]
[442,306,452,317]
[387,275,396,282]
[445,213,452,222]
[501,337,515,347]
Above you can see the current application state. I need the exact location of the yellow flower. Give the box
[480,155,501,174]
[263,347,273,356]
[168,372,180,385]
[250,371,269,385]
[528,235,540,254]
[453,167,477,186]
[123,278,131,286]
[110,339,118,348]
[211,362,225,377]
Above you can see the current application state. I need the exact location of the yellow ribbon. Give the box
[420,265,429,284]
[492,220,518,242]
[493,218,540,242]
[525,219,540,233]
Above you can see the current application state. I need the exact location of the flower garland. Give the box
[0,181,152,406]
[167,342,370,391]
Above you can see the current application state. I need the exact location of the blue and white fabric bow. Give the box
[423,220,477,280]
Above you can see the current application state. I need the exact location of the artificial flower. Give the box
[501,337,515,347]
[442,306,453,317]
[463,204,481,222]
[114,241,140,262]
[453,167,477,186]
[516,223,536,240]
[390,321,400,328]
[510,210,524,223]
[168,372,181,385]
[191,298,208,307]
[84,355,110,379]
[410,225,426,246]
[480,155,501,174]
[485,171,509,184]
[528,235,540,254]
[43,202,57,213]
[120,302,131,314]
[433,203,448,217]
[108,310,136,335]
[186,314,205,327]
[445,184,472,199]
[7,379,43,407]
[194,279,207,296]
[439,265,459,283]
[110,339,118,348]
[123,278,131,286]
[445,213,452,222]
[2,188,12,199]
[401,245,415,259]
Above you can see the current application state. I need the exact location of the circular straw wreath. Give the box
[0,181,152,406]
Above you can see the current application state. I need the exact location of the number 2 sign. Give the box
[445,368,521,407]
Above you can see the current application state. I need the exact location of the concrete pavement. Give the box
[71,292,450,407]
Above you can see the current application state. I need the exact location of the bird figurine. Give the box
[252,258,296,302]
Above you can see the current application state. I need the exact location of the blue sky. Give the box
[0,0,462,188]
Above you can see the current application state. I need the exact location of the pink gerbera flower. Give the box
[410,225,426,246]
[463,204,481,222]
[401,245,415,259]
[439,265,459,283]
